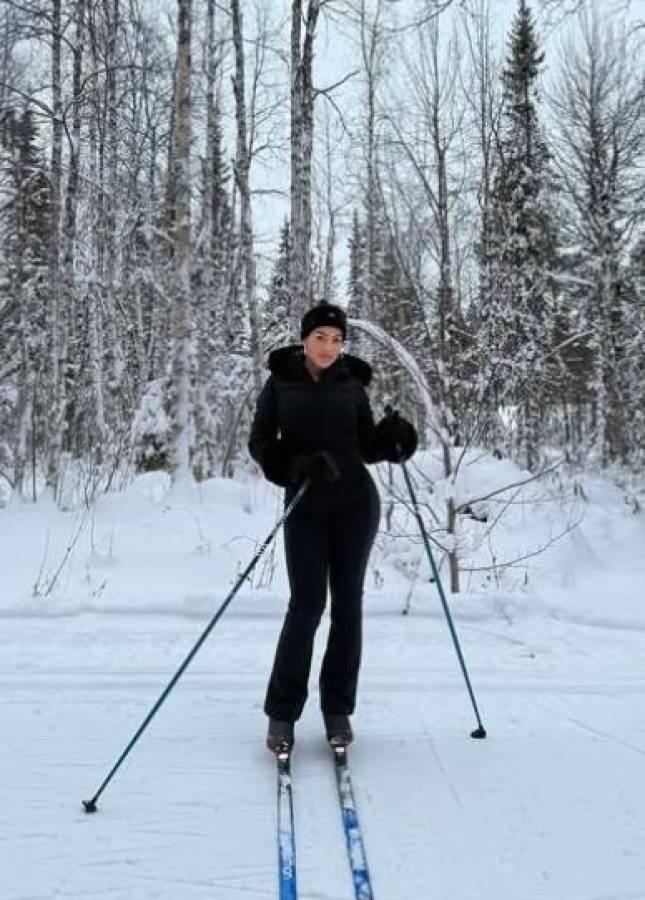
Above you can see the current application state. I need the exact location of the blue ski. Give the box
[333,744,375,899]
[276,746,297,900]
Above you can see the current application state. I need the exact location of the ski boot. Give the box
[266,719,295,754]
[323,713,353,747]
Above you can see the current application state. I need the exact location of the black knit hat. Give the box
[300,301,347,340]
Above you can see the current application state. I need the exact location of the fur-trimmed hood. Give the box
[249,343,417,488]
[267,343,372,387]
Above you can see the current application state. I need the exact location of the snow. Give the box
[1,457,645,899]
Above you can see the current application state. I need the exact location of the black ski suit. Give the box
[248,344,402,722]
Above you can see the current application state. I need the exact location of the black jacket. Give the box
[248,344,394,487]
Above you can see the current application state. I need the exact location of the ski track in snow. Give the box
[2,468,645,899]
[2,610,645,900]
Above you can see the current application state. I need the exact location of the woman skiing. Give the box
[248,301,417,752]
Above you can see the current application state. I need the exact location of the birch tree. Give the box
[103,0,127,441]
[230,0,261,394]
[384,18,470,589]
[45,0,65,495]
[168,0,194,483]
[289,0,321,325]
[346,0,387,363]
[360,0,385,325]
[192,0,225,480]
[63,0,90,459]
[461,0,504,446]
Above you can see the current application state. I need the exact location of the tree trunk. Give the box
[45,0,64,496]
[230,0,262,396]
[360,0,383,323]
[192,0,218,479]
[289,0,320,323]
[13,137,30,498]
[169,0,194,484]
[104,0,124,441]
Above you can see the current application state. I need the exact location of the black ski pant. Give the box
[264,466,380,722]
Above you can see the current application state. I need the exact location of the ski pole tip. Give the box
[82,799,98,813]
[470,726,487,740]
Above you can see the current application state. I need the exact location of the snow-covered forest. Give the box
[0,0,643,502]
[2,5,645,898]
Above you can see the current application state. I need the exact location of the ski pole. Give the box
[82,478,311,813]
[384,407,487,740]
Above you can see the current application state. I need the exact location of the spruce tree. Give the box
[368,227,421,427]
[551,15,643,469]
[0,108,51,495]
[478,0,555,469]
[263,218,293,351]
[623,235,645,469]
[193,101,238,480]
[210,104,233,300]
[346,209,368,358]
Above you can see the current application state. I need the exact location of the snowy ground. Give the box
[2,459,645,899]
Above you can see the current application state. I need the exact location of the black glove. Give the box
[287,450,340,484]
[376,408,418,463]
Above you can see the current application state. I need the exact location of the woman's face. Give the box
[303,326,344,369]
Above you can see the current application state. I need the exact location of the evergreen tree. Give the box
[0,108,51,495]
[365,223,422,429]
[375,235,418,415]
[202,101,233,298]
[346,209,368,357]
[623,234,645,470]
[477,0,555,469]
[263,217,293,351]
[192,100,234,480]
[551,14,643,468]
[547,241,595,459]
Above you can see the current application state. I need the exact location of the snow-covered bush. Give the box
[131,379,171,473]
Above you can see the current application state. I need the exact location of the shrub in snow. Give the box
[131,380,171,473]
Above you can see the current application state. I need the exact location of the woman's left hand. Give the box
[376,410,418,463]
